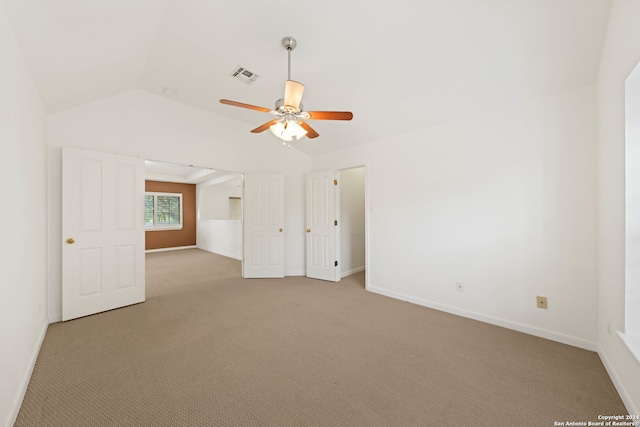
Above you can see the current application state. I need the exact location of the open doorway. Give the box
[144,160,243,261]
[305,167,366,285]
[338,166,366,286]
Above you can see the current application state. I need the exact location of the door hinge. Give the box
[334,179,338,186]
[335,260,338,267]
[334,220,338,226]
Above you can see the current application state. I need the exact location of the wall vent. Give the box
[230,66,259,85]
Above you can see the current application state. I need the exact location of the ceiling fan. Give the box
[220,36,353,146]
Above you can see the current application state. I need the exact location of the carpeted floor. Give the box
[15,249,627,426]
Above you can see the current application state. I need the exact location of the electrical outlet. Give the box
[456,282,464,292]
[536,296,548,309]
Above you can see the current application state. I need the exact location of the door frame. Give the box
[336,164,368,290]
[306,163,368,288]
[143,157,245,269]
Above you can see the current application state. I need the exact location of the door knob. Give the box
[279,228,283,232]
[66,238,75,244]
[306,229,311,233]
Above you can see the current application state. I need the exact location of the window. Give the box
[145,192,183,230]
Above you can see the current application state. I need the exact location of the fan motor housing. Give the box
[274,98,303,113]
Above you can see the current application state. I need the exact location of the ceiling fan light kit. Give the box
[219,36,353,147]
[270,120,307,145]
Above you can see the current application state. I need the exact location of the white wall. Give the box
[0,4,48,426]
[197,182,242,259]
[625,66,640,335]
[47,90,312,321]
[340,167,365,277]
[597,0,640,414]
[197,220,242,260]
[314,84,598,350]
[198,183,241,220]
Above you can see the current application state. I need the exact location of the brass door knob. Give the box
[306,229,311,233]
[279,228,283,232]
[66,238,75,244]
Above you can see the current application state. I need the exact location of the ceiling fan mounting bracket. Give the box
[274,98,302,114]
[282,36,297,51]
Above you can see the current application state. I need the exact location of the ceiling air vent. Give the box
[230,66,259,85]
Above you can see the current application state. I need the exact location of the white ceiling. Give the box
[4,0,612,157]
[145,160,241,186]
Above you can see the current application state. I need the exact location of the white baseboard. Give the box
[6,320,48,427]
[368,286,598,352]
[597,344,639,416]
[145,245,197,253]
[341,266,365,278]
[198,248,241,261]
[285,270,306,277]
[286,266,365,279]
[49,313,62,323]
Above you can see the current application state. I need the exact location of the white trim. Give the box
[49,313,62,324]
[368,285,598,351]
[286,270,306,277]
[198,248,242,261]
[145,245,197,253]
[618,331,640,366]
[145,226,183,232]
[334,162,369,291]
[6,320,48,427]
[598,344,640,416]
[215,251,241,261]
[341,266,365,278]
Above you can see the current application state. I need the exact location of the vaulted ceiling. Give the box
[3,0,611,156]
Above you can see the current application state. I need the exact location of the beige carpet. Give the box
[16,249,626,426]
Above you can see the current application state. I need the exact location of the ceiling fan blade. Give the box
[306,111,353,121]
[300,122,319,139]
[251,120,279,133]
[220,99,271,113]
[284,80,305,110]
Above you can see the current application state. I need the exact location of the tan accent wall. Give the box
[145,181,196,250]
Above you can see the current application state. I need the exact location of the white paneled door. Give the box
[306,170,340,282]
[243,173,285,278]
[62,147,145,321]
